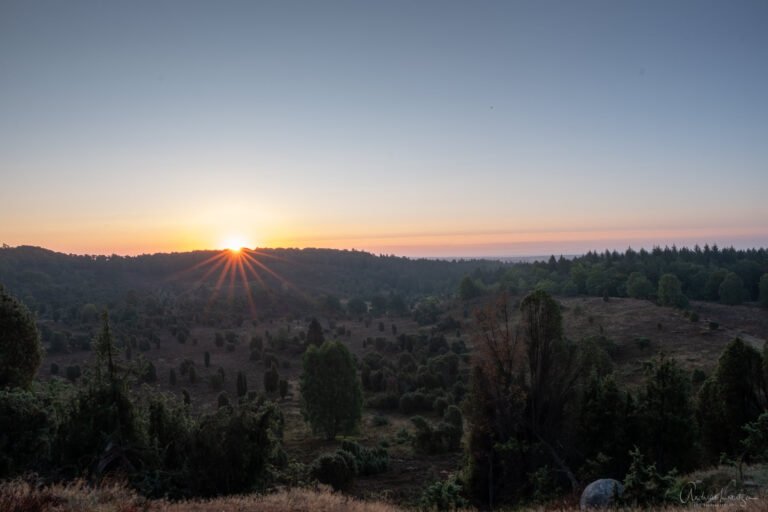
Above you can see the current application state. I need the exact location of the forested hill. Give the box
[0,245,504,314]
[1,244,767,326]
[496,245,768,304]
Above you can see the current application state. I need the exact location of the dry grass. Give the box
[0,479,147,512]
[4,480,768,512]
[153,487,404,512]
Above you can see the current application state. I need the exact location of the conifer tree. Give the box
[300,341,361,440]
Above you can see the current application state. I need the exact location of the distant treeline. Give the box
[466,245,768,306]
[0,245,503,321]
[2,244,767,330]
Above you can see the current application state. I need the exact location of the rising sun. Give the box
[222,236,249,253]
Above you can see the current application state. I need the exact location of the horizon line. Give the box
[3,242,766,263]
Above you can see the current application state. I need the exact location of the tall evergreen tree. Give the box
[305,318,325,349]
[637,354,697,472]
[300,341,361,440]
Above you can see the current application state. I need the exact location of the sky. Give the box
[1,0,766,257]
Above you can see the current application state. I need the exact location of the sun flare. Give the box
[222,236,249,253]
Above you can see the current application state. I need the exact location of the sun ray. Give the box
[241,251,295,290]
[195,252,229,285]
[243,248,290,263]
[241,255,268,290]
[166,251,228,282]
[241,251,315,304]
[236,256,258,319]
[207,257,234,308]
[173,245,303,322]
[227,253,238,301]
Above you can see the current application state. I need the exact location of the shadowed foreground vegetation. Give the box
[2,478,768,512]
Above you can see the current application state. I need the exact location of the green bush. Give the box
[399,391,432,414]
[419,475,468,511]
[0,389,56,477]
[310,452,356,490]
[65,365,81,382]
[188,400,284,496]
[340,440,388,476]
[621,447,677,506]
[300,341,362,440]
[209,373,224,391]
[433,396,449,416]
[371,414,390,427]
[411,411,462,454]
[264,364,279,393]
[365,392,400,410]
[0,288,43,389]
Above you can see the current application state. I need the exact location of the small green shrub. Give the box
[419,475,468,511]
[691,368,707,385]
[399,391,432,414]
[340,440,388,476]
[310,452,355,490]
[209,373,224,391]
[365,392,399,410]
[371,414,390,427]
[635,337,651,350]
[65,365,81,382]
[621,447,677,506]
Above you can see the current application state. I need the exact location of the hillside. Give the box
[2,244,768,509]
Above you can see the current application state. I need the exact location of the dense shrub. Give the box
[621,447,677,506]
[399,391,432,414]
[279,379,289,399]
[188,400,284,496]
[264,363,279,393]
[411,411,462,455]
[310,452,355,491]
[0,389,55,477]
[300,341,362,440]
[340,440,388,476]
[419,475,468,511]
[365,392,400,410]
[0,288,43,389]
[209,373,224,391]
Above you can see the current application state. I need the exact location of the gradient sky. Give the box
[1,0,766,257]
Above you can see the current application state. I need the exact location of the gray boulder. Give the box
[579,478,624,510]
